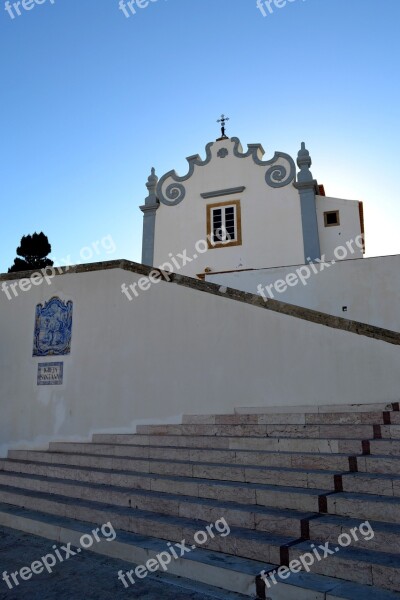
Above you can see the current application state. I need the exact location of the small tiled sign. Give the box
[37,362,63,386]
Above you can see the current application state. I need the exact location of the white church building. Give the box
[143,135,364,276]
[1,124,400,600]
[140,129,400,332]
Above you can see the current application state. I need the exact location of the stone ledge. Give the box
[1,259,399,346]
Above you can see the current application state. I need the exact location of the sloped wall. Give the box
[0,262,399,454]
[206,254,400,332]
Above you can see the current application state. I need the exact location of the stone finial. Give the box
[146,167,158,195]
[297,142,313,182]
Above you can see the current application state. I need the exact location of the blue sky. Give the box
[1,0,399,272]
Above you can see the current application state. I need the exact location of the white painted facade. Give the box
[146,137,363,279]
[316,195,363,262]
[153,138,306,276]
[206,254,400,332]
[0,264,399,455]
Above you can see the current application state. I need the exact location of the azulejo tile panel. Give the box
[33,296,73,357]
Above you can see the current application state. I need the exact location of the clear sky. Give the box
[1,0,399,272]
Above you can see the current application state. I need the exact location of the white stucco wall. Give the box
[317,195,363,261]
[153,138,306,277]
[152,138,363,279]
[0,263,399,455]
[206,254,400,332]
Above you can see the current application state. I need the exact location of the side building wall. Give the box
[0,261,399,455]
[206,255,400,332]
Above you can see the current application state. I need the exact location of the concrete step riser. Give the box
[3,404,400,600]
[380,426,400,439]
[341,473,400,498]
[308,520,400,554]
[90,435,364,454]
[369,440,400,455]
[3,486,398,589]
[327,495,400,524]
[0,470,322,523]
[10,507,398,600]
[358,456,400,475]
[0,489,284,565]
[4,484,397,592]
[287,546,400,593]
[3,452,345,487]
[0,459,337,498]
[11,459,400,503]
[1,464,397,539]
[45,444,354,472]
[0,510,260,598]
[234,402,399,414]
[183,411,393,425]
[0,472,307,537]
[136,424,378,440]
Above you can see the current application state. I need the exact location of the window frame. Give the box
[206,200,242,249]
[324,210,340,227]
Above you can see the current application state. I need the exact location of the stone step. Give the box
[136,423,379,439]
[45,441,357,472]
[389,413,400,425]
[0,484,397,592]
[380,426,400,439]
[327,491,400,524]
[0,468,396,555]
[90,433,364,454]
[369,440,400,455]
[5,450,350,488]
[0,502,267,598]
[0,484,294,564]
[0,457,339,495]
[287,541,400,593]
[0,466,331,514]
[0,470,315,538]
[358,454,400,475]
[5,456,400,500]
[0,464,400,536]
[1,505,398,600]
[183,411,395,426]
[234,402,400,414]
[308,513,400,554]
[341,472,400,497]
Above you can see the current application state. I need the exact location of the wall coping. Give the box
[1,259,399,346]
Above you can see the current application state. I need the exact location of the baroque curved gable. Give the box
[156,137,296,206]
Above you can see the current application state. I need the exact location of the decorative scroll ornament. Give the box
[33,297,73,357]
[265,162,294,188]
[156,138,296,206]
[230,137,296,188]
[164,183,186,205]
[157,142,214,206]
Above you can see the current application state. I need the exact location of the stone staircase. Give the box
[1,403,400,599]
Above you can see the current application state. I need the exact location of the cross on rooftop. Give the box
[217,114,230,138]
